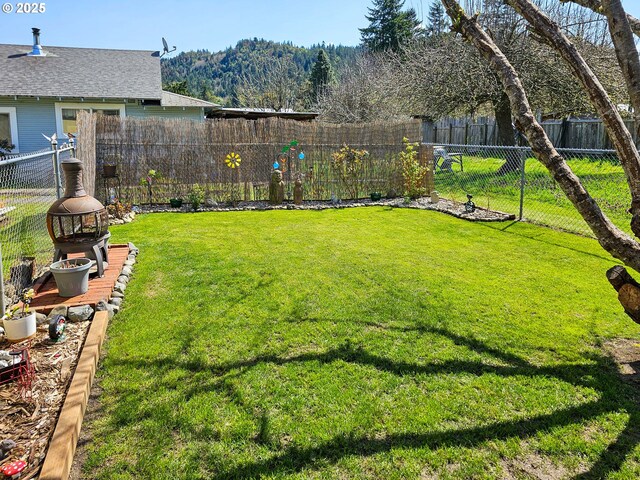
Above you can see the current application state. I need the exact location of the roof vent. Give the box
[28,27,45,56]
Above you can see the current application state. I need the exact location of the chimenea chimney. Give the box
[29,27,44,56]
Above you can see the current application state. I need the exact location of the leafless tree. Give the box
[235,56,305,112]
[440,0,640,322]
[317,54,410,123]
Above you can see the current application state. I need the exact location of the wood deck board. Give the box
[30,245,129,314]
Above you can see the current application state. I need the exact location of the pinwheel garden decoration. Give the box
[225,152,242,168]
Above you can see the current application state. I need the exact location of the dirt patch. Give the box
[604,338,640,385]
[500,454,577,479]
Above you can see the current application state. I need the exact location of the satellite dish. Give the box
[160,37,176,57]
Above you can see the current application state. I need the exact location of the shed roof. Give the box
[0,43,163,100]
[208,107,319,121]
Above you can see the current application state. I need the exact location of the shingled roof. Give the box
[0,43,163,100]
[161,91,219,108]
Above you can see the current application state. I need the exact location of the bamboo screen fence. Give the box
[83,114,421,204]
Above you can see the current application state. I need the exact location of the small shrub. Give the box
[107,200,132,219]
[399,138,428,199]
[188,184,205,210]
[331,144,369,199]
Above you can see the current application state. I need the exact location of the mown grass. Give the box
[81,208,640,479]
[435,155,631,237]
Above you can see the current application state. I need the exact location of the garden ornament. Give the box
[464,194,475,213]
[294,177,303,205]
[269,170,285,205]
[225,152,241,168]
[0,459,26,478]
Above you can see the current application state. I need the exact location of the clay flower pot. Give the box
[50,258,92,297]
[2,311,36,342]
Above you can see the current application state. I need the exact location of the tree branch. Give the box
[440,0,640,272]
[505,0,640,238]
[562,0,640,37]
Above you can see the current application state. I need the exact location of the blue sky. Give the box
[0,0,639,53]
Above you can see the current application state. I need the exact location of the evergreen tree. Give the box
[309,49,335,102]
[426,1,449,37]
[360,0,421,52]
[163,80,191,96]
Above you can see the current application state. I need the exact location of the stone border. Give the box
[131,197,515,223]
[37,243,138,480]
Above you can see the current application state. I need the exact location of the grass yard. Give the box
[435,155,631,237]
[80,208,640,479]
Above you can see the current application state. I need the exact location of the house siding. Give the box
[0,96,205,153]
[0,96,57,153]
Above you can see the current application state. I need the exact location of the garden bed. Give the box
[0,322,90,479]
[133,196,515,222]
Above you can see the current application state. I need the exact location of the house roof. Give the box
[207,107,319,121]
[0,43,163,100]
[161,91,219,108]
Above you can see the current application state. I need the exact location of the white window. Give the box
[55,103,125,138]
[0,107,19,153]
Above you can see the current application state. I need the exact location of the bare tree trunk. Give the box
[494,92,521,175]
[504,0,640,239]
[600,0,640,139]
[440,0,640,274]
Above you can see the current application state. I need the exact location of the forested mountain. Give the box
[161,39,359,106]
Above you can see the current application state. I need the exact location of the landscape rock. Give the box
[48,305,68,318]
[117,275,129,284]
[124,260,135,267]
[121,266,133,276]
[114,282,126,294]
[96,300,115,320]
[128,242,139,254]
[111,291,124,299]
[109,297,122,307]
[67,305,94,322]
[35,312,47,326]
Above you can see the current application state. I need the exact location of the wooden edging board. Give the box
[39,310,110,480]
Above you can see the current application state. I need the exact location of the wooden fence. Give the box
[80,115,421,204]
[427,116,638,150]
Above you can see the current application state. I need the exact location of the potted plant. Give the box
[2,288,36,342]
[169,198,183,208]
[49,257,93,297]
[370,192,382,201]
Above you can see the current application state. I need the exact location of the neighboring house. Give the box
[0,28,219,153]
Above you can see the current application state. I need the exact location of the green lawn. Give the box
[81,208,640,479]
[435,155,631,237]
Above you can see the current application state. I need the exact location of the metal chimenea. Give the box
[46,158,110,277]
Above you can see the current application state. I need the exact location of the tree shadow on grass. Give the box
[104,324,640,479]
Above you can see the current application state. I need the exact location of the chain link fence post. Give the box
[0,244,5,317]
[519,148,526,221]
[51,136,62,199]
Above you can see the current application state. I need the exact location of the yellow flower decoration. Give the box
[225,152,241,168]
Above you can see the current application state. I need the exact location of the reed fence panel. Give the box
[85,115,420,204]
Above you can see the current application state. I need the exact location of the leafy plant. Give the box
[331,144,369,199]
[398,137,428,199]
[107,200,133,220]
[188,183,205,210]
[140,169,161,204]
[2,288,34,321]
[0,139,14,158]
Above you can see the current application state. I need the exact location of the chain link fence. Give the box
[429,144,631,237]
[0,144,72,310]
